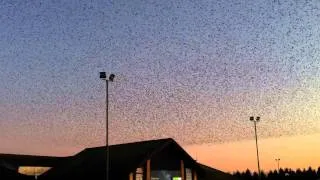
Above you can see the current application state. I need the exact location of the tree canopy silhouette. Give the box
[233,167,320,180]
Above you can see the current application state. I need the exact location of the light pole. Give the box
[250,116,261,179]
[100,72,115,180]
[275,158,280,172]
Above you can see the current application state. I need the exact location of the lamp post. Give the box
[275,158,280,172]
[250,116,261,179]
[100,72,115,180]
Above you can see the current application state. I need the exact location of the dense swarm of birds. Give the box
[0,0,319,153]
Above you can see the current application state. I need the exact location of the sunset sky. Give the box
[1,0,320,172]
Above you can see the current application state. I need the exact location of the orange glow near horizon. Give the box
[184,133,320,173]
[1,133,320,173]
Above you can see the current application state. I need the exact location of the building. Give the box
[0,138,237,180]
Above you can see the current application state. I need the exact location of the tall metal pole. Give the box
[100,72,114,180]
[275,158,280,172]
[250,116,261,179]
[105,79,109,180]
[254,121,261,178]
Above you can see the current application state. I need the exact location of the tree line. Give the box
[233,167,320,180]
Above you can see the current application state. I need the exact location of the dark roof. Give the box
[198,163,239,180]
[85,138,175,170]
[41,138,197,179]
[0,153,68,167]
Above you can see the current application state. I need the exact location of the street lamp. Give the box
[100,72,115,180]
[250,116,261,178]
[275,158,280,172]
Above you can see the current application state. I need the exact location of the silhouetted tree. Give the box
[233,166,320,180]
[260,171,267,180]
[305,166,316,179]
[278,168,286,179]
[267,170,275,180]
[244,169,252,180]
[296,168,302,178]
[233,171,243,179]
[252,172,259,180]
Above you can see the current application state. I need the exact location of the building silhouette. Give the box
[0,138,237,180]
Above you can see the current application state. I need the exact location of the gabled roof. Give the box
[41,138,197,179]
[84,138,175,171]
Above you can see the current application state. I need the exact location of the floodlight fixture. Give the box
[109,74,115,82]
[100,72,107,79]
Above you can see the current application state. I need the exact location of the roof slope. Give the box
[198,163,239,180]
[41,138,177,179]
[0,154,69,167]
[86,138,174,170]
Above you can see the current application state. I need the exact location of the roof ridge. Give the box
[136,138,174,168]
[83,138,174,151]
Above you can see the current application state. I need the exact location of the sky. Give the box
[1,0,320,172]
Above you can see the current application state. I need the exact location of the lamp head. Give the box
[100,72,115,81]
[250,116,254,121]
[109,74,115,82]
[99,72,106,80]
[256,116,260,122]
